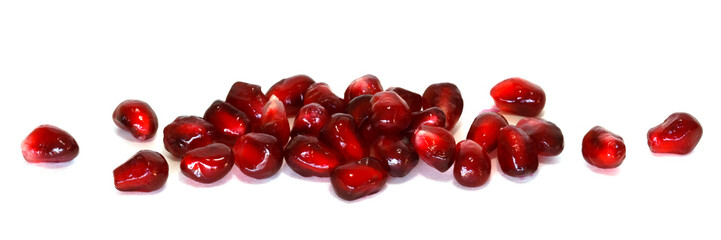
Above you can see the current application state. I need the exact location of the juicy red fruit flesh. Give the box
[21,125,79,163]
[387,87,423,113]
[180,143,233,184]
[203,100,251,146]
[114,150,169,192]
[163,116,216,158]
[490,77,546,117]
[259,97,290,146]
[112,100,158,140]
[225,81,268,131]
[466,111,508,153]
[331,157,388,201]
[344,74,384,103]
[321,113,368,162]
[582,126,626,169]
[406,107,447,137]
[516,117,564,156]
[454,140,491,188]
[497,126,538,178]
[370,91,412,133]
[647,112,703,154]
[233,133,284,179]
[370,134,419,178]
[422,83,464,130]
[291,103,329,138]
[266,74,315,116]
[285,135,342,177]
[304,82,347,115]
[412,125,456,172]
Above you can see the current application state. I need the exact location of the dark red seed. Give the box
[454,140,491,188]
[290,103,329,138]
[259,97,290,146]
[516,117,564,157]
[163,116,216,158]
[406,107,447,137]
[203,100,251,146]
[346,94,373,128]
[285,135,343,177]
[370,91,412,133]
[304,82,346,115]
[233,133,284,179]
[331,157,388,201]
[422,83,464,130]
[582,126,625,169]
[266,74,315,116]
[112,100,158,140]
[412,125,456,172]
[497,126,538,178]
[344,74,384,103]
[490,77,546,117]
[387,87,422,113]
[466,111,508,153]
[225,81,268,131]
[370,134,419,177]
[647,112,703,154]
[320,113,368,162]
[113,150,169,192]
[359,120,380,146]
[21,125,79,163]
[180,143,233,184]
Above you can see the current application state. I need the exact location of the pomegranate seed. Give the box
[406,107,447,137]
[259,97,290,146]
[359,120,380,146]
[412,125,456,172]
[490,77,546,117]
[387,87,422,113]
[112,100,158,140]
[517,117,564,156]
[582,126,626,169]
[113,150,169,192]
[290,103,329,138]
[422,83,464,130]
[203,100,251,146]
[266,74,315,116]
[225,81,268,131]
[21,125,79,163]
[344,74,384,103]
[285,135,342,177]
[331,157,388,201]
[369,134,419,177]
[346,94,373,128]
[497,126,538,178]
[180,143,233,184]
[233,133,284,179]
[454,140,491,188]
[466,111,508,153]
[320,113,368,162]
[647,112,703,154]
[370,91,412,133]
[163,116,216,158]
[304,82,346,115]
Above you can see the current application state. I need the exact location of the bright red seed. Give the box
[163,116,216,158]
[21,125,79,163]
[412,125,456,172]
[320,113,368,162]
[113,150,169,192]
[387,87,423,113]
[331,157,388,201]
[497,126,538,178]
[203,100,251,146]
[259,97,290,146]
[370,134,419,177]
[180,143,234,184]
[112,100,158,140]
[225,81,268,131]
[285,135,343,177]
[290,103,329,138]
[466,111,508,153]
[422,83,464,130]
[516,117,564,156]
[344,74,384,103]
[406,107,447,137]
[647,112,703,154]
[370,91,412,133]
[346,94,373,129]
[266,74,315,116]
[304,82,346,115]
[582,126,626,169]
[490,77,546,117]
[233,133,284,179]
[453,140,491,188]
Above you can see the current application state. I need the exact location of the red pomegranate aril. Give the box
[370,134,419,178]
[266,74,315,116]
[582,126,625,169]
[359,120,380,146]
[225,81,268,131]
[321,113,368,162]
[21,125,79,163]
[497,126,538,178]
[412,125,456,172]
[331,157,388,201]
[114,150,169,192]
[422,83,464,130]
[387,87,423,113]
[112,100,158,140]
[490,77,546,117]
[203,100,251,146]
[517,117,564,156]
[370,91,412,133]
[346,94,373,128]
[647,112,703,154]
[285,135,343,177]
[304,82,346,115]
[466,111,508,153]
[290,103,329,138]
[233,133,283,179]
[344,74,384,103]
[163,116,216,158]
[406,107,447,137]
[259,97,290,146]
[180,143,233,184]
[454,140,491,188]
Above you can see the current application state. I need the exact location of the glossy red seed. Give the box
[490,77,546,117]
[321,113,368,162]
[259,97,290,146]
[180,143,233,184]
[21,125,79,163]
[344,74,384,103]
[346,94,373,128]
[233,133,284,179]
[331,157,388,201]
[517,117,564,156]
[370,134,419,177]
[225,81,268,131]
[304,82,346,115]
[422,83,464,130]
[454,140,491,188]
[370,91,412,133]
[112,100,158,140]
[582,126,625,169]
[406,107,447,137]
[113,150,169,192]
[647,112,703,154]
[266,74,315,116]
[359,120,380,146]
[163,116,216,158]
[466,111,508,153]
[285,135,343,177]
[203,100,251,146]
[290,103,329,138]
[497,126,538,178]
[412,125,456,172]
[387,87,422,113]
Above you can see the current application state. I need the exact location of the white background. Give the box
[1,1,719,239]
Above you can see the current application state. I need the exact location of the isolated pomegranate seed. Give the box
[331,157,388,201]
[113,150,169,192]
[370,134,419,177]
[370,91,412,133]
[497,126,538,178]
[21,125,79,163]
[266,74,315,116]
[582,126,626,169]
[422,83,463,130]
[466,111,508,153]
[406,107,447,137]
[304,82,346,115]
[203,100,251,146]
[517,117,564,156]
[290,103,329,138]
[163,116,216,158]
[285,135,343,177]
[647,112,703,154]
[490,77,546,117]
[387,87,422,113]
[180,143,233,184]
[320,113,368,162]
[346,94,373,128]
[344,74,384,103]
[233,133,283,179]
[112,100,158,140]
[412,125,456,172]
[454,140,491,188]
[259,97,290,146]
[225,81,268,131]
